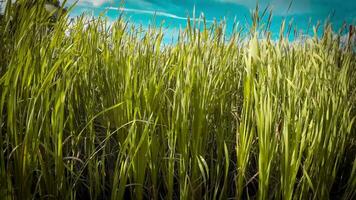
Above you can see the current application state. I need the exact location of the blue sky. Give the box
[64,0,355,42]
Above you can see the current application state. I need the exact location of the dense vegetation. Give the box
[0,1,355,199]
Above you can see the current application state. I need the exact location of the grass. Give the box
[0,0,355,199]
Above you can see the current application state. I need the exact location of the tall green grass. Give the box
[0,1,355,199]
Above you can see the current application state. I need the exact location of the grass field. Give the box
[0,1,355,199]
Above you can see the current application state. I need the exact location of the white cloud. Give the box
[91,0,109,6]
[218,0,311,15]
[64,0,110,7]
[107,7,214,22]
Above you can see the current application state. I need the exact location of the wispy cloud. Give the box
[65,0,110,7]
[217,0,311,15]
[107,7,214,22]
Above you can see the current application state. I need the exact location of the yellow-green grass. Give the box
[0,1,355,199]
